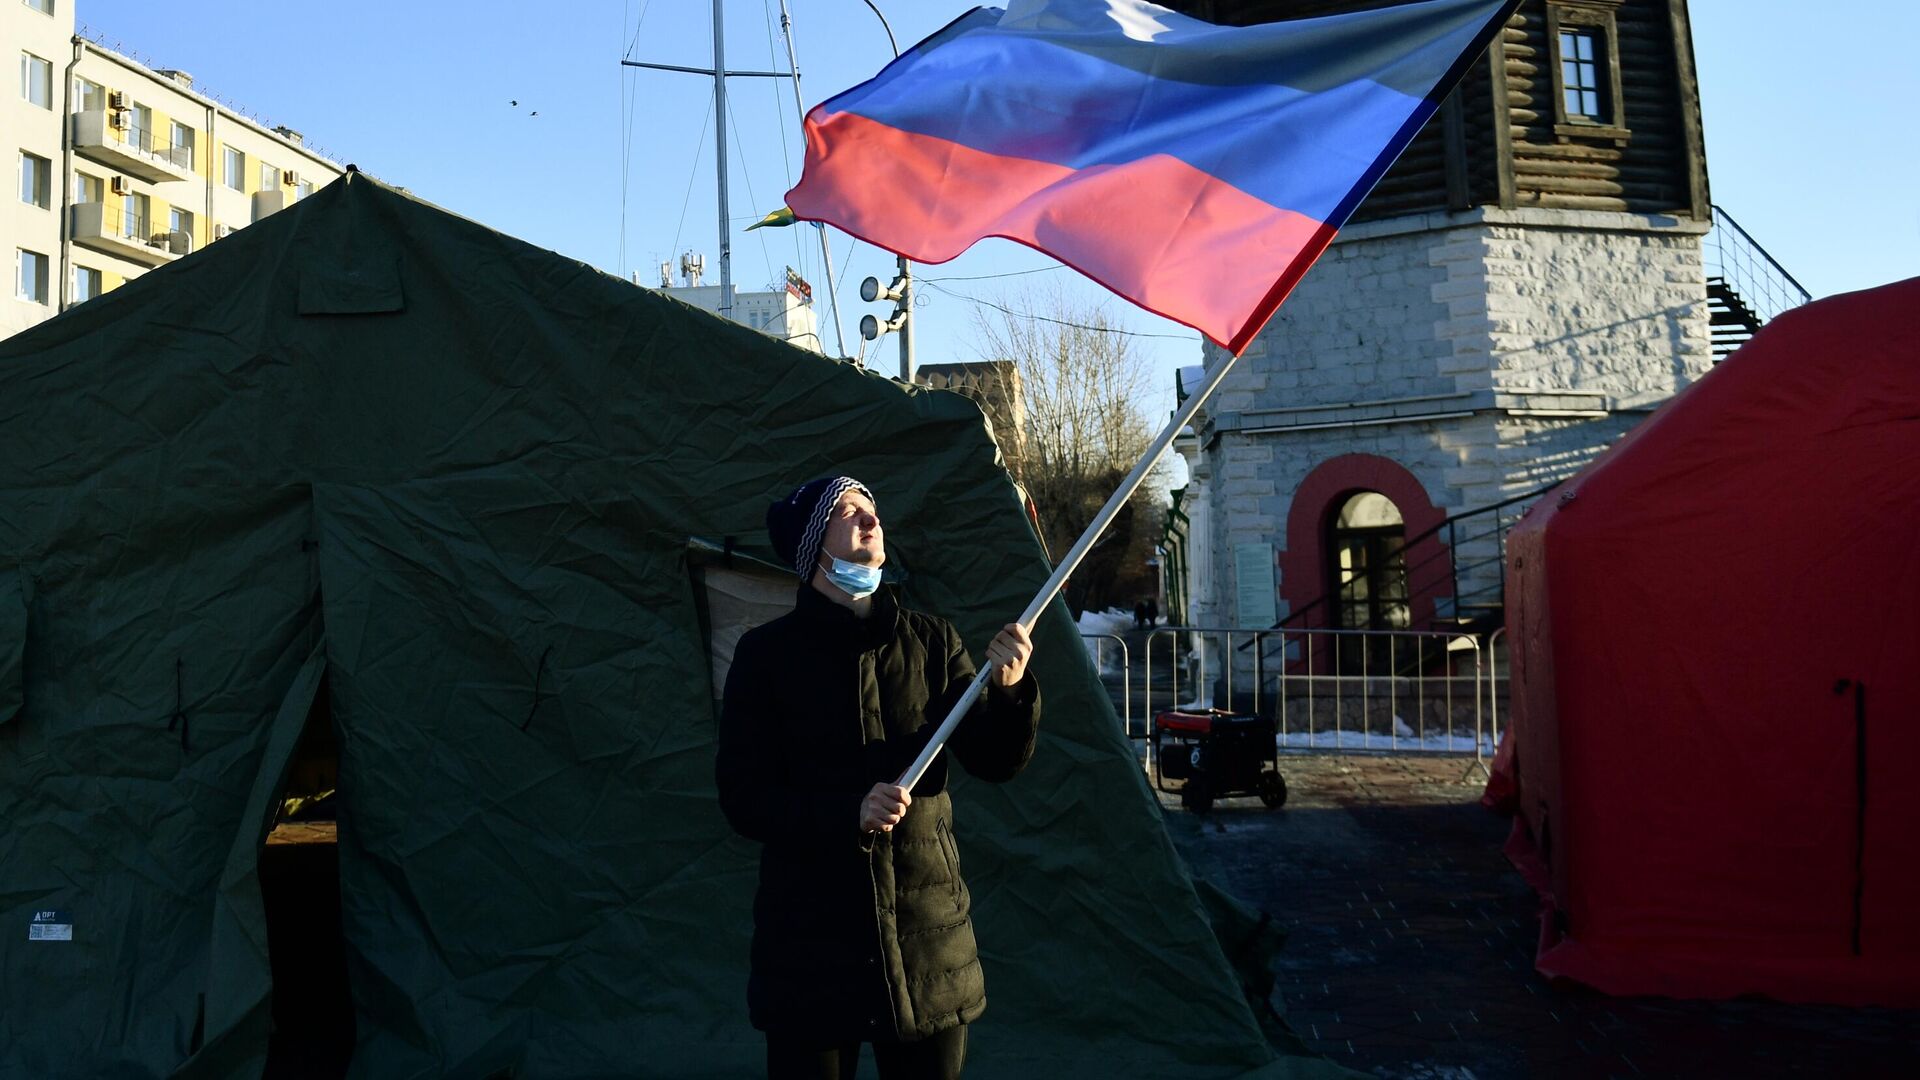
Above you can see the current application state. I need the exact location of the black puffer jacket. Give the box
[715,584,1040,1042]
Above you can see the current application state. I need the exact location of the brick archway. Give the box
[1279,454,1449,635]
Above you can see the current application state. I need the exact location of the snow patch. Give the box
[1279,729,1491,753]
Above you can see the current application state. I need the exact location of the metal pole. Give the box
[897,254,914,381]
[776,0,848,358]
[712,0,733,321]
[897,343,1255,792]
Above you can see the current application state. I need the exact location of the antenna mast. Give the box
[777,0,848,358]
[624,5,800,328]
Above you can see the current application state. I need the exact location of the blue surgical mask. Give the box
[820,554,883,599]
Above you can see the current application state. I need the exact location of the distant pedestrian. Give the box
[1145,597,1158,626]
[1133,600,1147,629]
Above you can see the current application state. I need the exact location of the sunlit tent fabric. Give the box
[785,0,1520,354]
[0,175,1349,1077]
[1488,277,1920,1007]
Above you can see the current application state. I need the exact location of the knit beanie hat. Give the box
[766,476,875,580]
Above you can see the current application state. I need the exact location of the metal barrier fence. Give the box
[1078,633,1130,735]
[1139,625,1492,767]
[1485,626,1508,761]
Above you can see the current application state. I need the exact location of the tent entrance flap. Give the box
[171,641,328,1080]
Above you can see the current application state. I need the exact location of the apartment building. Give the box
[7,0,343,338]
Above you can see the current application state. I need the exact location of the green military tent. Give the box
[0,174,1342,1078]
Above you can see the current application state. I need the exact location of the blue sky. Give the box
[78,1,1920,416]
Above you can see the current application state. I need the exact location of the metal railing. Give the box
[1143,625,1491,768]
[116,123,193,170]
[1706,205,1811,327]
[1079,633,1130,737]
[1485,626,1508,757]
[1241,484,1553,656]
[116,210,152,241]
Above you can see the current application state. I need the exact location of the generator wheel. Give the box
[1258,770,1288,809]
[1181,773,1214,815]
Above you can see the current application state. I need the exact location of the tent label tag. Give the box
[28,910,71,942]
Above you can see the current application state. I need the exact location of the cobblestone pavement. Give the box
[1153,753,1920,1079]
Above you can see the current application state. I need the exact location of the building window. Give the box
[224,146,244,190]
[16,248,49,304]
[19,151,50,208]
[169,205,194,239]
[73,76,104,113]
[20,52,53,109]
[73,171,103,205]
[1328,491,1410,672]
[123,192,150,241]
[128,102,153,152]
[72,265,101,303]
[296,178,313,200]
[25,0,56,15]
[1560,29,1603,120]
[169,121,195,169]
[1548,3,1626,135]
[258,160,277,192]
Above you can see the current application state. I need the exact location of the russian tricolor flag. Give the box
[786,0,1519,354]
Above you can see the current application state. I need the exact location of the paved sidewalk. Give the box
[1158,754,1919,1079]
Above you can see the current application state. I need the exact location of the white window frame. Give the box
[73,76,103,113]
[73,171,103,205]
[258,160,277,193]
[72,264,101,303]
[20,52,53,110]
[122,192,149,241]
[169,121,195,169]
[16,248,49,304]
[224,146,245,191]
[19,151,51,209]
[24,0,57,16]
[128,102,153,150]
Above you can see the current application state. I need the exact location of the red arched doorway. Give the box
[1279,455,1449,670]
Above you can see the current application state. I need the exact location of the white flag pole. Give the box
[895,342,1249,792]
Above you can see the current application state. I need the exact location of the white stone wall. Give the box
[1181,207,1712,701]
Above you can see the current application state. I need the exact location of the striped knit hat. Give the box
[767,476,875,580]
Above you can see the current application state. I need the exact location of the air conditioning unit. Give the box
[109,109,130,131]
[107,90,128,110]
[281,169,298,187]
[110,176,131,196]
[214,223,233,240]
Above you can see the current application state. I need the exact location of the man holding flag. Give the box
[716,477,1039,1079]
[723,0,1519,1073]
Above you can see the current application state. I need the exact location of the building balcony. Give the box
[70,203,188,267]
[71,110,195,184]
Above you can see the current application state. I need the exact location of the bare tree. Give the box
[969,287,1167,616]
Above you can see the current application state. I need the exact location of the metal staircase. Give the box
[1705,205,1810,362]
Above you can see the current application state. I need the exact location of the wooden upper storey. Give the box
[1168,0,1710,221]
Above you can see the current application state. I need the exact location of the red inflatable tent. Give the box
[1489,277,1920,1007]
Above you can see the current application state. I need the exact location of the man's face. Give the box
[820,489,885,567]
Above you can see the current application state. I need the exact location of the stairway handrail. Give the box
[1709,204,1812,304]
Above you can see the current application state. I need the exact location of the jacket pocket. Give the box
[936,819,964,912]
